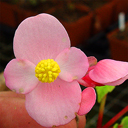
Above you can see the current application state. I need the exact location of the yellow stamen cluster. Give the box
[35,59,61,83]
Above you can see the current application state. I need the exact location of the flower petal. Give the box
[88,56,97,67]
[14,13,70,64]
[81,74,103,87]
[104,74,128,86]
[25,78,81,127]
[55,47,89,82]
[78,87,96,115]
[89,59,128,84]
[4,59,38,94]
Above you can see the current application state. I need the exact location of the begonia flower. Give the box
[0,91,86,128]
[80,59,128,87]
[4,13,96,127]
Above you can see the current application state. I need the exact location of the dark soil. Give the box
[1,0,89,22]
[82,0,108,10]
[0,0,109,23]
[0,0,57,13]
[52,3,89,23]
[19,1,56,13]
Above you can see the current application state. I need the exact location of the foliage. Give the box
[113,116,128,128]
[95,85,115,103]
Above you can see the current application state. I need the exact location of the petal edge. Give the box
[78,87,96,115]
[56,47,89,82]
[4,59,38,94]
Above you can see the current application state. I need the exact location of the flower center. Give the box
[35,59,61,83]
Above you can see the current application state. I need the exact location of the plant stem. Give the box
[102,105,128,128]
[96,94,107,128]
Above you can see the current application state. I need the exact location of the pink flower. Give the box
[4,14,96,127]
[81,58,128,87]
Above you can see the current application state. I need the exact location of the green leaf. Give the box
[113,116,128,128]
[113,123,119,128]
[95,85,115,103]
[121,116,128,128]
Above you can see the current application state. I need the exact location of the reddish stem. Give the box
[96,94,107,128]
[102,105,128,128]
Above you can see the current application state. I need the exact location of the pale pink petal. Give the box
[55,47,89,82]
[4,59,38,94]
[14,13,70,64]
[25,77,81,127]
[89,59,128,84]
[104,74,128,86]
[78,87,96,115]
